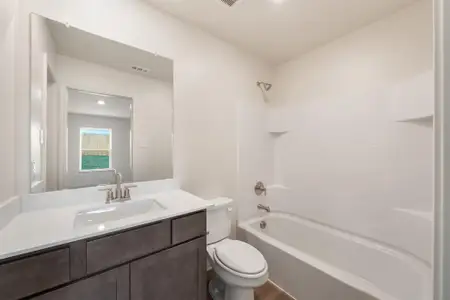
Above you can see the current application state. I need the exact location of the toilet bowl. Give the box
[207,198,268,300]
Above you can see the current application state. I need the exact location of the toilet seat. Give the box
[213,240,267,279]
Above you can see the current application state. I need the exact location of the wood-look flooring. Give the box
[253,281,296,300]
[207,271,295,300]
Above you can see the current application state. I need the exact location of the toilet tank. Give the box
[207,198,233,245]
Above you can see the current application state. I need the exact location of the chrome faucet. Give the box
[114,170,123,199]
[99,169,136,203]
[257,204,271,213]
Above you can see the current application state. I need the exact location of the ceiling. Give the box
[46,18,173,82]
[145,0,419,64]
[67,89,133,119]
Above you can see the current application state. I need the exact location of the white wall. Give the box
[15,0,272,205]
[0,0,18,204]
[55,54,173,182]
[0,0,17,38]
[66,113,132,188]
[269,0,433,262]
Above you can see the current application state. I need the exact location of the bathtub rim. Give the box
[239,212,432,300]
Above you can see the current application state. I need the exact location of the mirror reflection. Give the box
[66,89,133,189]
[30,14,174,193]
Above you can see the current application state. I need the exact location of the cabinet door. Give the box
[131,237,206,300]
[33,265,129,300]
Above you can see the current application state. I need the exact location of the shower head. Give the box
[257,81,272,91]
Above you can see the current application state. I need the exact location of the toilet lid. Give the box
[214,240,266,275]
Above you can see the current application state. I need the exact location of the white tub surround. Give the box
[239,213,432,300]
[0,183,212,260]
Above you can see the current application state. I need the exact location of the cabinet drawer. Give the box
[0,248,70,300]
[172,211,206,245]
[86,220,171,274]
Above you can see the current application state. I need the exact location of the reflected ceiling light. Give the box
[270,0,286,3]
[97,100,106,105]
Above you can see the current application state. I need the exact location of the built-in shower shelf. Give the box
[396,114,433,123]
[389,70,434,124]
[269,130,289,135]
[268,121,290,134]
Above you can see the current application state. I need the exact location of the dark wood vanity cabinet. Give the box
[131,237,206,300]
[0,249,71,300]
[0,211,207,300]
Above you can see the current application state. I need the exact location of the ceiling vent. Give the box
[131,66,150,73]
[219,0,239,7]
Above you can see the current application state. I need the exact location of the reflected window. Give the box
[79,128,112,171]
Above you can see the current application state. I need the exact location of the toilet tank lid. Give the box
[207,198,233,211]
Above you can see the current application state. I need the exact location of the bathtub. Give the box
[238,213,432,300]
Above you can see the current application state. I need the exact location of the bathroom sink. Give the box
[74,199,166,228]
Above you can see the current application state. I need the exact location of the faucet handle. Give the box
[255,181,267,196]
[98,187,114,204]
[123,188,131,200]
[122,184,137,200]
[106,189,115,203]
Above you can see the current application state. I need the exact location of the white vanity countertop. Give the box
[0,190,212,261]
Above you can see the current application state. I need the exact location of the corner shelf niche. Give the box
[390,70,434,124]
[269,130,289,135]
[396,114,433,123]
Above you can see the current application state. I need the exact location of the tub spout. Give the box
[257,204,271,213]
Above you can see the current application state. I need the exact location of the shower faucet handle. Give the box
[255,181,267,196]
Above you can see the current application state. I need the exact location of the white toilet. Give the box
[207,198,268,300]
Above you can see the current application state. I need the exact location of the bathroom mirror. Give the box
[29,14,174,193]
